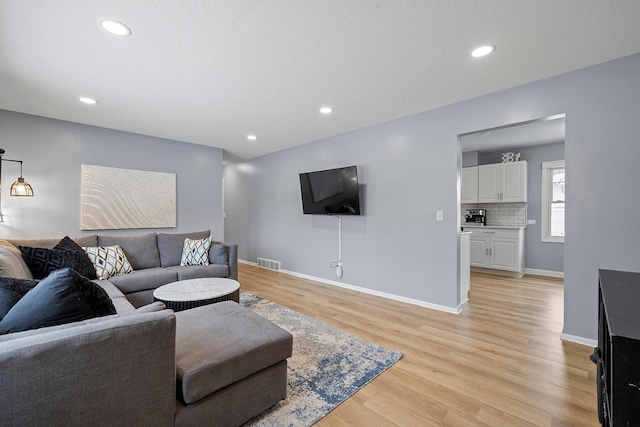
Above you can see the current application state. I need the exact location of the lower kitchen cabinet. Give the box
[469,227,525,277]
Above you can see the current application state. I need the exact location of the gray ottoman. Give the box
[173,302,293,427]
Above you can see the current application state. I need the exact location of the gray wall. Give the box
[225,112,461,309]
[225,53,640,341]
[509,142,565,273]
[226,117,460,309]
[0,110,224,240]
[467,142,565,273]
[461,151,479,167]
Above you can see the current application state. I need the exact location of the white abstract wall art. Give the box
[81,164,176,230]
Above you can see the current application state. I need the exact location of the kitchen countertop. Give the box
[462,224,526,230]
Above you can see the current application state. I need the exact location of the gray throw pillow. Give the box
[0,239,33,279]
[209,243,229,265]
[156,230,210,267]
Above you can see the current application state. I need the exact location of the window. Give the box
[541,160,565,243]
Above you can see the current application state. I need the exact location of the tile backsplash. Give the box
[462,202,527,226]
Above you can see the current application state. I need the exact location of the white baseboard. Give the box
[457,298,469,313]
[524,268,564,279]
[560,333,597,348]
[471,266,524,278]
[239,259,461,315]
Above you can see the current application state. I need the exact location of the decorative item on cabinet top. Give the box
[501,151,522,163]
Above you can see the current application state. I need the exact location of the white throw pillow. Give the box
[83,245,134,280]
[180,237,211,266]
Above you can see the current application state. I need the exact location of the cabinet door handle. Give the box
[485,248,488,255]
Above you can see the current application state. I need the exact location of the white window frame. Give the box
[541,160,565,243]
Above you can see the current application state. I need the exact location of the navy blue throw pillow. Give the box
[19,239,98,280]
[53,236,98,280]
[0,268,101,334]
[76,274,117,318]
[0,277,40,322]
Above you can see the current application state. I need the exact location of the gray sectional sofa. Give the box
[0,232,293,426]
[4,229,238,308]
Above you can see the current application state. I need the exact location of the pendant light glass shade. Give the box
[10,177,34,196]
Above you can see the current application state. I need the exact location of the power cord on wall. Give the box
[331,215,343,278]
[330,260,343,278]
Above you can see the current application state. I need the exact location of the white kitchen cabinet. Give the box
[469,227,525,277]
[478,164,501,203]
[501,161,527,202]
[461,166,478,203]
[469,237,490,267]
[477,161,527,203]
[491,238,518,270]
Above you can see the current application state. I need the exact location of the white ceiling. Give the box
[1,1,639,163]
[461,115,565,153]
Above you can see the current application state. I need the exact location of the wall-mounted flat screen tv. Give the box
[299,165,361,215]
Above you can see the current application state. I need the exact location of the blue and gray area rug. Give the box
[240,292,402,427]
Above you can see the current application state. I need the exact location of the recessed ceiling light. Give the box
[247,134,257,141]
[319,106,333,114]
[471,44,496,58]
[79,96,98,105]
[101,20,132,36]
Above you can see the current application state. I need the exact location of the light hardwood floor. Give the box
[238,263,598,426]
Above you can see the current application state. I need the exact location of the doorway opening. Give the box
[457,114,566,307]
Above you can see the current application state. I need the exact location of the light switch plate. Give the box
[527,219,536,224]
[436,210,444,221]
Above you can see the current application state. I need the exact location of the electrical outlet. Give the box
[436,210,444,221]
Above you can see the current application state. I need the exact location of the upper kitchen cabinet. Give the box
[461,166,478,203]
[502,161,527,202]
[478,164,500,203]
[478,161,527,203]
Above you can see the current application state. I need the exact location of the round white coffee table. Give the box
[153,277,240,311]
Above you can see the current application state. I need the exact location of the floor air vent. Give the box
[257,257,281,271]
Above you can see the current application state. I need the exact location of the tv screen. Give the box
[299,166,361,215]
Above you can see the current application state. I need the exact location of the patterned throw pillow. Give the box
[180,237,211,266]
[53,236,98,280]
[82,245,134,280]
[0,277,40,321]
[73,270,117,317]
[19,238,99,280]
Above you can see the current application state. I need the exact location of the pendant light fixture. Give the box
[9,164,34,196]
[0,148,35,222]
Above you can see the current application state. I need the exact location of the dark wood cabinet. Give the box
[596,269,640,426]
